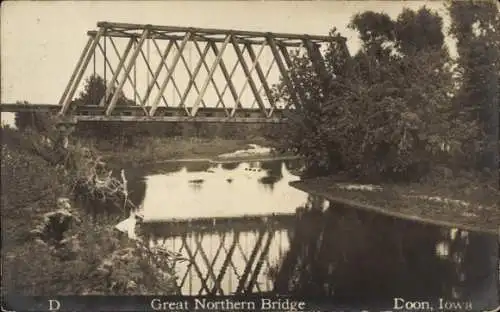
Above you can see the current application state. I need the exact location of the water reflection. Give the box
[144,227,291,295]
[221,162,239,171]
[127,159,496,308]
[139,160,306,221]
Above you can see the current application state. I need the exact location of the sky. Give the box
[1,0,451,126]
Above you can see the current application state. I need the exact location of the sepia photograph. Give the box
[1,0,499,311]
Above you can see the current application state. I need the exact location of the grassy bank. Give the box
[1,127,177,296]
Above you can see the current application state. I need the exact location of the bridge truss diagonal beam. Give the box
[106,29,150,115]
[175,40,208,109]
[177,40,211,111]
[141,39,175,108]
[245,43,276,117]
[278,43,308,110]
[59,37,93,108]
[99,37,135,107]
[190,34,231,117]
[59,28,105,115]
[266,34,303,112]
[149,38,189,113]
[230,38,267,117]
[211,41,245,111]
[108,36,145,106]
[192,40,229,116]
[303,38,332,100]
[149,32,191,116]
[251,56,276,111]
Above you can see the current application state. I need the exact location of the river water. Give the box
[120,157,497,308]
[141,160,306,220]
[127,158,305,295]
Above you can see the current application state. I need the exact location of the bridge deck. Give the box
[0,104,287,123]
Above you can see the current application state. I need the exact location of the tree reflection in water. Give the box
[270,195,494,305]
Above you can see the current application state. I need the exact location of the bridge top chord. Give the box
[93,21,346,46]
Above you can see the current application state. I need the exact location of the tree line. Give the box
[272,1,499,182]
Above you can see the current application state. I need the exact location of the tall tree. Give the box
[447,0,499,172]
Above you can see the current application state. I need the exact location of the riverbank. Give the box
[1,127,178,295]
[291,172,499,235]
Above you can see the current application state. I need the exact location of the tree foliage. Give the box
[274,6,482,182]
[70,74,136,108]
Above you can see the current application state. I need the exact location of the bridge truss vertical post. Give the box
[106,28,150,115]
[96,41,120,101]
[103,36,107,92]
[59,28,104,115]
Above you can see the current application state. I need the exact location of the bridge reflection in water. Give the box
[143,220,292,295]
[132,159,496,307]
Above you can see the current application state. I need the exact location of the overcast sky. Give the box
[1,1,451,125]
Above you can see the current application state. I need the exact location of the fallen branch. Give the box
[70,148,138,215]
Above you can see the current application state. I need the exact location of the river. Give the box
[116,155,497,309]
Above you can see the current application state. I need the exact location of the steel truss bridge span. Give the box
[3,22,347,123]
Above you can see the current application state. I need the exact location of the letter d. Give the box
[49,300,61,311]
[393,298,404,310]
